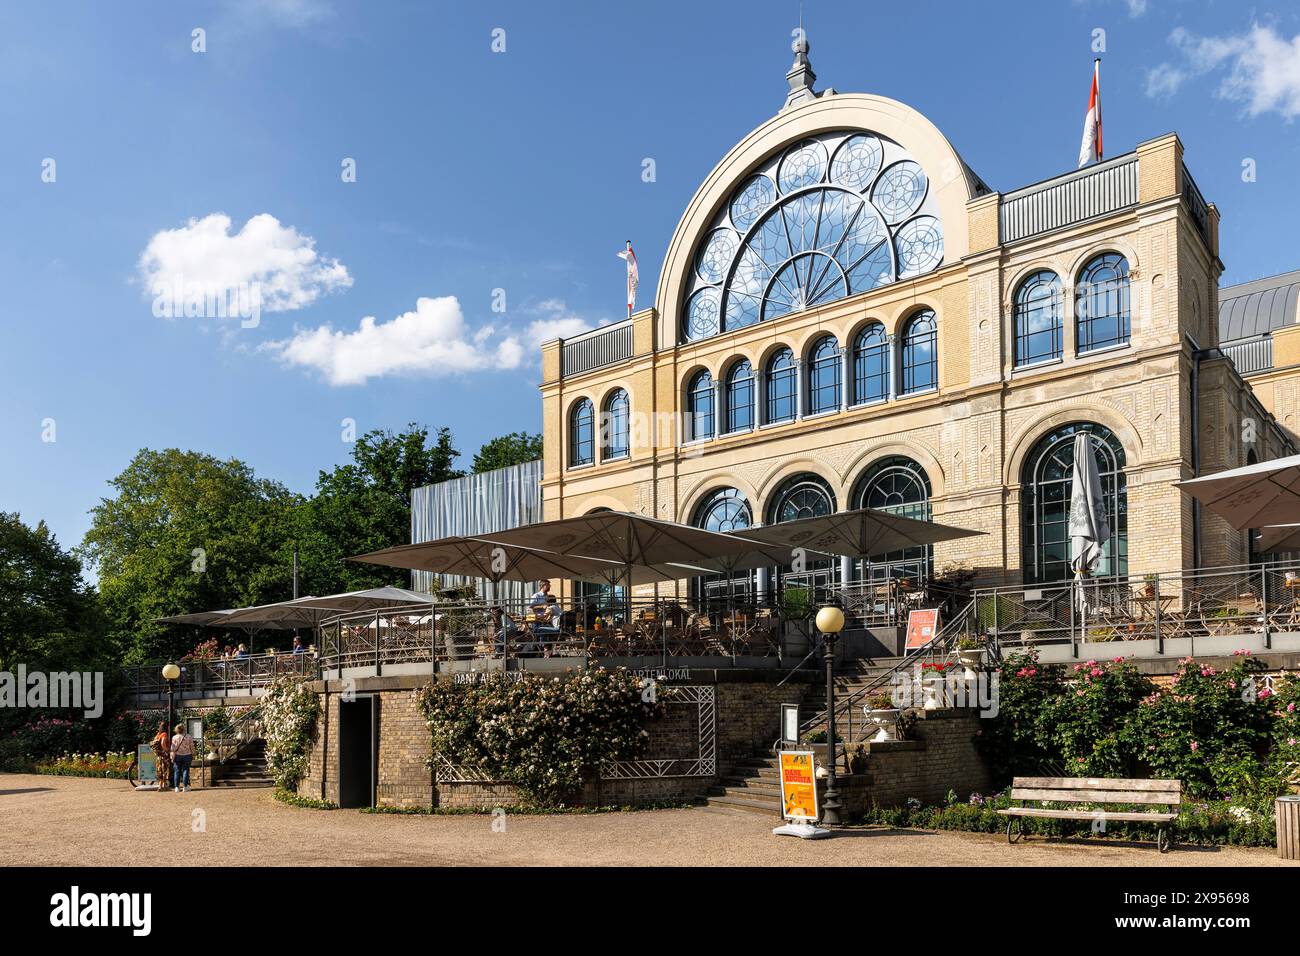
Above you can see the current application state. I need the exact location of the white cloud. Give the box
[1125,0,1148,17]
[524,298,595,343]
[1146,24,1300,120]
[264,296,524,386]
[140,212,351,314]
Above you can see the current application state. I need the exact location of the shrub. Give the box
[417,668,666,806]
[1045,657,1153,777]
[261,676,320,791]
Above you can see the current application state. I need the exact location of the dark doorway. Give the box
[338,696,377,809]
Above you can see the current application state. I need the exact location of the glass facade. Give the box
[688,370,715,441]
[569,399,594,467]
[601,389,630,460]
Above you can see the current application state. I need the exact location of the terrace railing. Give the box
[971,561,1300,657]
[121,651,318,700]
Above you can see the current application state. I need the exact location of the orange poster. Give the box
[905,608,941,649]
[779,751,819,822]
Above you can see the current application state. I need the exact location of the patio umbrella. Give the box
[1256,524,1300,554]
[349,535,700,588]
[735,506,981,559]
[155,608,267,631]
[1175,452,1300,529]
[221,587,449,628]
[475,512,773,588]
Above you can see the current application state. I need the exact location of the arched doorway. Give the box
[691,488,754,607]
[851,455,933,583]
[766,473,837,596]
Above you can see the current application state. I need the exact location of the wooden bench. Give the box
[996,776,1181,852]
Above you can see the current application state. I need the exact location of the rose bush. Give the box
[260,676,320,790]
[418,668,668,806]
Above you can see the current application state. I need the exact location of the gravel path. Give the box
[0,773,1291,867]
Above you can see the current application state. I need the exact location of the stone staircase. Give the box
[702,754,784,816]
[206,740,273,789]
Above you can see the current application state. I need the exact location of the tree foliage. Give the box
[0,513,102,671]
[471,431,541,474]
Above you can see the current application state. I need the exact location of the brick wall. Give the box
[843,708,992,811]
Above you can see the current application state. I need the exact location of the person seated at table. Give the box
[291,636,307,655]
[490,606,521,652]
[529,580,552,610]
[235,644,250,659]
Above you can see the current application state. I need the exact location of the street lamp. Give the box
[815,604,845,825]
[161,662,181,737]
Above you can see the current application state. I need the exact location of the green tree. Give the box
[294,424,463,595]
[471,431,542,473]
[0,513,102,671]
[80,449,300,663]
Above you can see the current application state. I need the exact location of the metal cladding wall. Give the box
[409,459,544,606]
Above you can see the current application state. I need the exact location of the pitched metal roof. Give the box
[1219,269,1300,342]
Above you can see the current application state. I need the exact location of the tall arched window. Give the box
[854,456,932,579]
[693,488,754,604]
[1014,270,1063,367]
[687,370,715,441]
[601,389,630,461]
[569,398,594,467]
[807,335,842,415]
[768,473,836,524]
[852,322,889,405]
[767,473,836,590]
[900,309,937,394]
[725,360,755,434]
[1021,422,1128,584]
[1075,253,1130,353]
[765,348,797,424]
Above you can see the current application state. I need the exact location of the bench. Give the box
[996,776,1181,852]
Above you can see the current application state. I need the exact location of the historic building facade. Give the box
[537,43,1294,593]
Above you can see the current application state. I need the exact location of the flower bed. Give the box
[29,752,134,779]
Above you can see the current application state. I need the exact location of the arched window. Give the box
[601,389,630,461]
[693,488,754,604]
[687,370,715,441]
[768,473,836,524]
[767,473,836,590]
[569,399,594,467]
[725,360,755,434]
[680,129,946,343]
[854,456,932,579]
[765,348,797,424]
[1021,423,1127,584]
[900,309,937,394]
[807,336,842,415]
[695,487,752,533]
[1014,270,1063,367]
[852,322,889,405]
[1075,253,1130,353]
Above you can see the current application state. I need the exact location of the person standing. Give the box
[170,723,195,793]
[151,722,172,792]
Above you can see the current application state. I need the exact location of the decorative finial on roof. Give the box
[783,17,832,111]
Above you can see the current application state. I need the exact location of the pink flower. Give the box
[1190,741,1198,752]
[1289,703,1296,714]
[1258,688,1274,700]
[1090,668,1104,678]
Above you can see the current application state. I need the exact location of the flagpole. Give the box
[1094,58,1102,161]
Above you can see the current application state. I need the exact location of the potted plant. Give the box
[919,660,953,710]
[955,636,985,679]
[864,691,900,742]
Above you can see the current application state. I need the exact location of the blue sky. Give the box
[3,0,1300,559]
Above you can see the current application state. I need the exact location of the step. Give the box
[714,782,782,800]
[207,778,273,788]
[703,793,781,815]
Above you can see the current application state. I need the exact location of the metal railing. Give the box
[121,651,318,699]
[201,703,264,766]
[798,599,973,767]
[561,321,634,377]
[1000,154,1139,244]
[1183,162,1212,247]
[317,595,791,671]
[970,561,1300,656]
[1222,336,1273,376]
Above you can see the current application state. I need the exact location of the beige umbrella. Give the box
[222,587,443,628]
[1256,524,1300,553]
[734,506,981,558]
[1175,454,1300,529]
[349,535,700,587]
[155,607,266,631]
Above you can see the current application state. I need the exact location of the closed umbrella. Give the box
[1068,432,1112,636]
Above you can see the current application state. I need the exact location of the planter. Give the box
[922,676,950,710]
[865,707,900,742]
[958,647,985,680]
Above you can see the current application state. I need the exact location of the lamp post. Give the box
[161,662,181,737]
[816,604,845,825]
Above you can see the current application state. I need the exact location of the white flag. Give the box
[617,241,638,316]
[1077,60,1102,168]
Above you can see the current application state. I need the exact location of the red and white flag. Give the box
[617,240,638,316]
[1077,59,1102,168]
